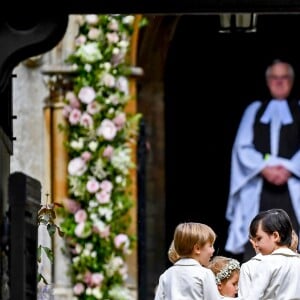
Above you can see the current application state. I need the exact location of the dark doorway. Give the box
[164,14,300,261]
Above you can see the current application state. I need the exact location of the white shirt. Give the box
[154,258,233,300]
[238,248,300,300]
[238,253,263,298]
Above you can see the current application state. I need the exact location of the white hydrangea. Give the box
[111,147,133,174]
[108,285,135,300]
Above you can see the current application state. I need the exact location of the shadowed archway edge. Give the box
[138,15,181,81]
[0,16,69,93]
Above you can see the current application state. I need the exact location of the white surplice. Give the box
[225,100,300,254]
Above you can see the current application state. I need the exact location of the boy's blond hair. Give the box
[208,256,240,284]
[173,222,216,257]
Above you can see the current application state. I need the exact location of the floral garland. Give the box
[215,258,240,285]
[59,14,143,300]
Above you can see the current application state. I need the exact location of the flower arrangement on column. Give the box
[59,14,143,300]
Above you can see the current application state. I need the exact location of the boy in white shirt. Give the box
[238,208,300,299]
[154,222,235,300]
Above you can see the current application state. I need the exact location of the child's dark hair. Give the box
[249,208,292,247]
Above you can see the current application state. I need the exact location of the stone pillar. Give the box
[42,66,75,300]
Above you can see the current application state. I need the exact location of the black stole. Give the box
[253,98,300,158]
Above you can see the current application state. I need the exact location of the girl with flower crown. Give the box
[208,256,240,298]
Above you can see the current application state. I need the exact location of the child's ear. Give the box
[272,231,280,242]
[193,243,201,254]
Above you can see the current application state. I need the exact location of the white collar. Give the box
[271,247,298,257]
[260,99,293,125]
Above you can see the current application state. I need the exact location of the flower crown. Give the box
[215,259,240,284]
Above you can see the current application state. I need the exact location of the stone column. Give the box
[42,66,75,300]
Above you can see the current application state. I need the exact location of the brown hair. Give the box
[291,229,299,252]
[173,222,216,257]
[168,240,180,264]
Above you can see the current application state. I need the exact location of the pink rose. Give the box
[88,28,101,40]
[99,226,110,238]
[103,145,114,159]
[91,273,104,286]
[62,105,72,118]
[106,32,119,44]
[87,101,101,115]
[66,91,80,108]
[86,178,100,193]
[68,108,82,125]
[81,151,92,162]
[108,19,119,31]
[73,282,85,295]
[74,209,87,223]
[100,180,113,193]
[96,190,110,204]
[113,112,126,130]
[74,222,91,238]
[75,35,87,46]
[114,233,129,249]
[80,112,94,128]
[63,198,81,214]
[84,270,93,285]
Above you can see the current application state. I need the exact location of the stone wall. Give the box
[10,15,79,299]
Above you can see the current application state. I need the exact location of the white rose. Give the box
[85,14,99,25]
[122,15,135,25]
[70,138,84,150]
[68,157,87,176]
[101,73,115,88]
[116,76,129,95]
[88,141,98,152]
[97,119,117,141]
[78,86,96,104]
[76,43,102,63]
[118,40,129,49]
